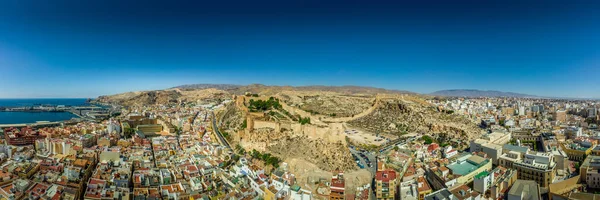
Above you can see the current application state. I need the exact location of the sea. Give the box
[0,98,88,124]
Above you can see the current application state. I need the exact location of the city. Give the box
[0,86,598,200]
[1,0,599,199]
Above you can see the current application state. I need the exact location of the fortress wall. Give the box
[280,121,292,131]
[299,124,346,144]
[254,120,280,130]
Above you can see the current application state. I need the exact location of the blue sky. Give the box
[0,0,599,98]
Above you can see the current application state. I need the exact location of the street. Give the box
[211,112,232,149]
[349,148,377,174]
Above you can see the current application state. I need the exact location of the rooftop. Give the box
[474,171,490,179]
[508,180,540,200]
[447,155,489,176]
[376,169,397,182]
[503,144,529,153]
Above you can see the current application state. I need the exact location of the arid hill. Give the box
[348,97,483,147]
[93,88,229,106]
[174,83,415,96]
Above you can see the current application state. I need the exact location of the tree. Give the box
[251,149,261,159]
[299,117,311,125]
[222,132,230,139]
[262,153,271,161]
[241,119,247,129]
[266,157,281,168]
[124,128,136,139]
[422,135,433,144]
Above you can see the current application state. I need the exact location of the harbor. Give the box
[0,99,116,126]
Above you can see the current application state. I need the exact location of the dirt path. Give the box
[279,100,328,126]
[320,95,382,123]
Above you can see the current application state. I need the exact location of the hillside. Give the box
[93,88,229,106]
[431,89,537,98]
[347,97,483,148]
[220,84,414,96]
[172,84,241,90]
[95,84,415,106]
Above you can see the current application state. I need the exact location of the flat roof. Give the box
[468,155,487,165]
[503,144,529,153]
[475,171,490,179]
[448,160,478,176]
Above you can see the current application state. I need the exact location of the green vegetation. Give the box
[521,140,537,150]
[250,149,282,168]
[586,118,598,124]
[421,135,433,144]
[222,131,231,140]
[241,119,247,129]
[235,144,246,155]
[173,126,182,136]
[268,111,286,120]
[280,109,297,121]
[299,116,311,125]
[248,97,282,112]
[124,128,136,139]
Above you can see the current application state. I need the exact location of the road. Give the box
[211,112,232,149]
[349,148,377,174]
[377,136,417,153]
[190,111,200,132]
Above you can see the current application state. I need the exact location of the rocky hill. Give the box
[239,128,357,171]
[348,98,483,147]
[94,90,181,106]
[221,84,415,96]
[172,84,241,90]
[93,88,229,106]
[431,89,537,98]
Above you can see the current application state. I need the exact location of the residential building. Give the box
[417,176,432,200]
[581,156,600,188]
[554,110,567,123]
[329,172,345,200]
[424,188,453,200]
[560,142,593,161]
[473,171,494,194]
[375,169,397,200]
[4,127,47,145]
[400,180,419,200]
[513,152,556,188]
[449,184,481,200]
[489,167,517,200]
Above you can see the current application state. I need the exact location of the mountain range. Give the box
[430,89,538,98]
